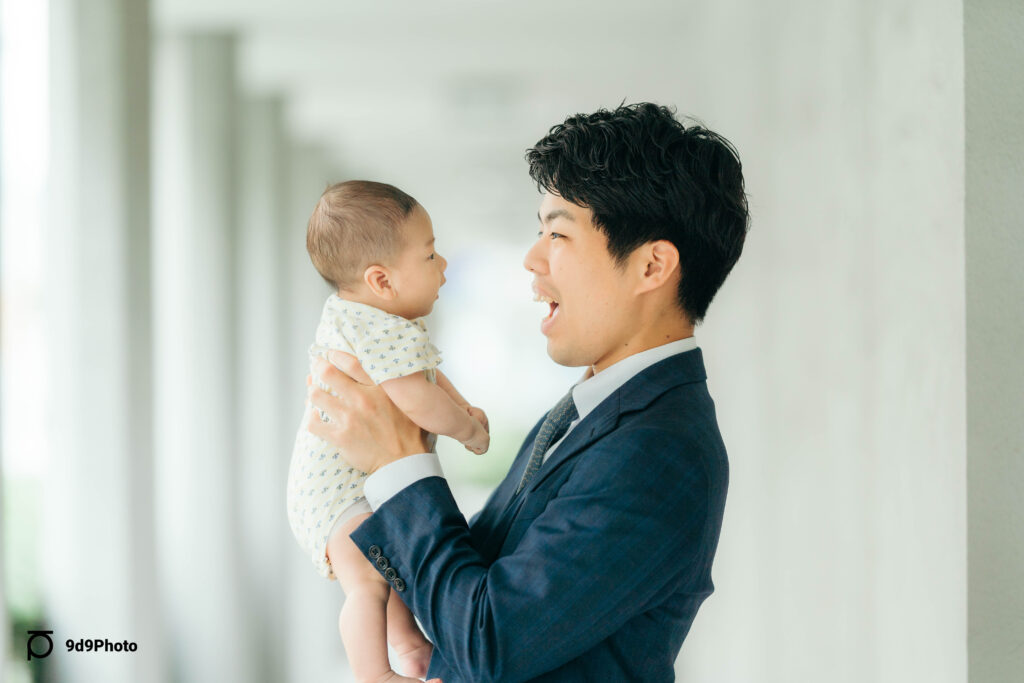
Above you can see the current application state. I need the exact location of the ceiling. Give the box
[153,0,722,239]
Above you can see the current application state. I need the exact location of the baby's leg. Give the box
[327,514,419,683]
[387,588,433,678]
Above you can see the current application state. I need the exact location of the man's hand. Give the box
[306,351,429,474]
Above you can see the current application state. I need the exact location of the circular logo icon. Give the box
[27,630,54,661]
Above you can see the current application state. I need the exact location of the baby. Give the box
[286,180,489,682]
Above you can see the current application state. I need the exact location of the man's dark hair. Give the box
[526,102,749,323]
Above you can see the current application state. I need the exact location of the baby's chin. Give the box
[405,302,436,320]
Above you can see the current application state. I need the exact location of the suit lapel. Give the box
[469,417,543,558]
[522,348,708,495]
[475,349,709,557]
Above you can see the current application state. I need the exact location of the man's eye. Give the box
[549,232,563,240]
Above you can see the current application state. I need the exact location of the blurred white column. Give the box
[45,0,163,682]
[152,32,253,683]
[235,95,290,683]
[670,2,965,681]
[280,143,354,682]
[0,4,6,671]
[966,0,1024,680]
[283,144,337,385]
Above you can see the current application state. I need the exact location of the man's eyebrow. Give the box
[537,209,576,224]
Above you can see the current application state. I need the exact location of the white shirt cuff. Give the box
[363,452,445,510]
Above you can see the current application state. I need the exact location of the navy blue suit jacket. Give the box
[350,349,729,682]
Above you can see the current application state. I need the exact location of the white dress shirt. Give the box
[362,336,698,510]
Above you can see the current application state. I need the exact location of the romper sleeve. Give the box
[350,313,441,385]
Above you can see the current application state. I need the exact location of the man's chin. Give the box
[545,339,590,368]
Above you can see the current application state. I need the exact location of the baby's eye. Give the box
[428,253,436,260]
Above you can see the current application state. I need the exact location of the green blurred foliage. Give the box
[4,476,46,682]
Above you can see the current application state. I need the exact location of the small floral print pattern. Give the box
[286,295,442,579]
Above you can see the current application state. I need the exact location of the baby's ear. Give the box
[363,265,395,299]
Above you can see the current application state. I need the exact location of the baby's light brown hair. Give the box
[306,180,419,290]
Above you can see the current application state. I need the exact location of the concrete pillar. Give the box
[280,143,354,682]
[0,3,5,671]
[44,0,162,681]
[235,95,290,683]
[672,2,965,681]
[966,1,1024,680]
[152,32,252,683]
[283,144,338,384]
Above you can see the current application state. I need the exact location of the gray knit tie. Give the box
[516,390,578,494]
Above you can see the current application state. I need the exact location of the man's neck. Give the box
[590,318,695,376]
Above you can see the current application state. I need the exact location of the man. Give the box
[307,102,749,682]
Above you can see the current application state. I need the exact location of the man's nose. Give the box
[523,238,547,273]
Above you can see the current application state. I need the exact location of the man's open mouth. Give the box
[533,288,561,334]
[534,291,559,320]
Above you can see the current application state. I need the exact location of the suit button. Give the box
[393,578,406,592]
[376,556,390,570]
[384,567,397,581]
[368,545,382,559]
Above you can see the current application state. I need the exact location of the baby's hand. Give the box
[466,406,489,432]
[463,418,490,455]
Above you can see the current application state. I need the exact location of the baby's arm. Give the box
[380,372,489,454]
[434,369,470,407]
[435,369,489,432]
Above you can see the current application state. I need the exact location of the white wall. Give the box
[677,1,966,681]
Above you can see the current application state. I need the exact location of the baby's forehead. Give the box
[398,206,435,244]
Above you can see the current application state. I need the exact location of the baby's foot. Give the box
[394,641,433,679]
[364,670,422,683]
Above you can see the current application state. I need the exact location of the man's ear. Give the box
[364,265,396,299]
[636,240,680,293]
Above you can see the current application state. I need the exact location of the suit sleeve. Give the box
[348,426,715,683]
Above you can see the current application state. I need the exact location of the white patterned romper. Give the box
[286,295,441,579]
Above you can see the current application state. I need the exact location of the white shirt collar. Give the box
[570,336,698,421]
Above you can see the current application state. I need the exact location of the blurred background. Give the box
[2,0,1021,681]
